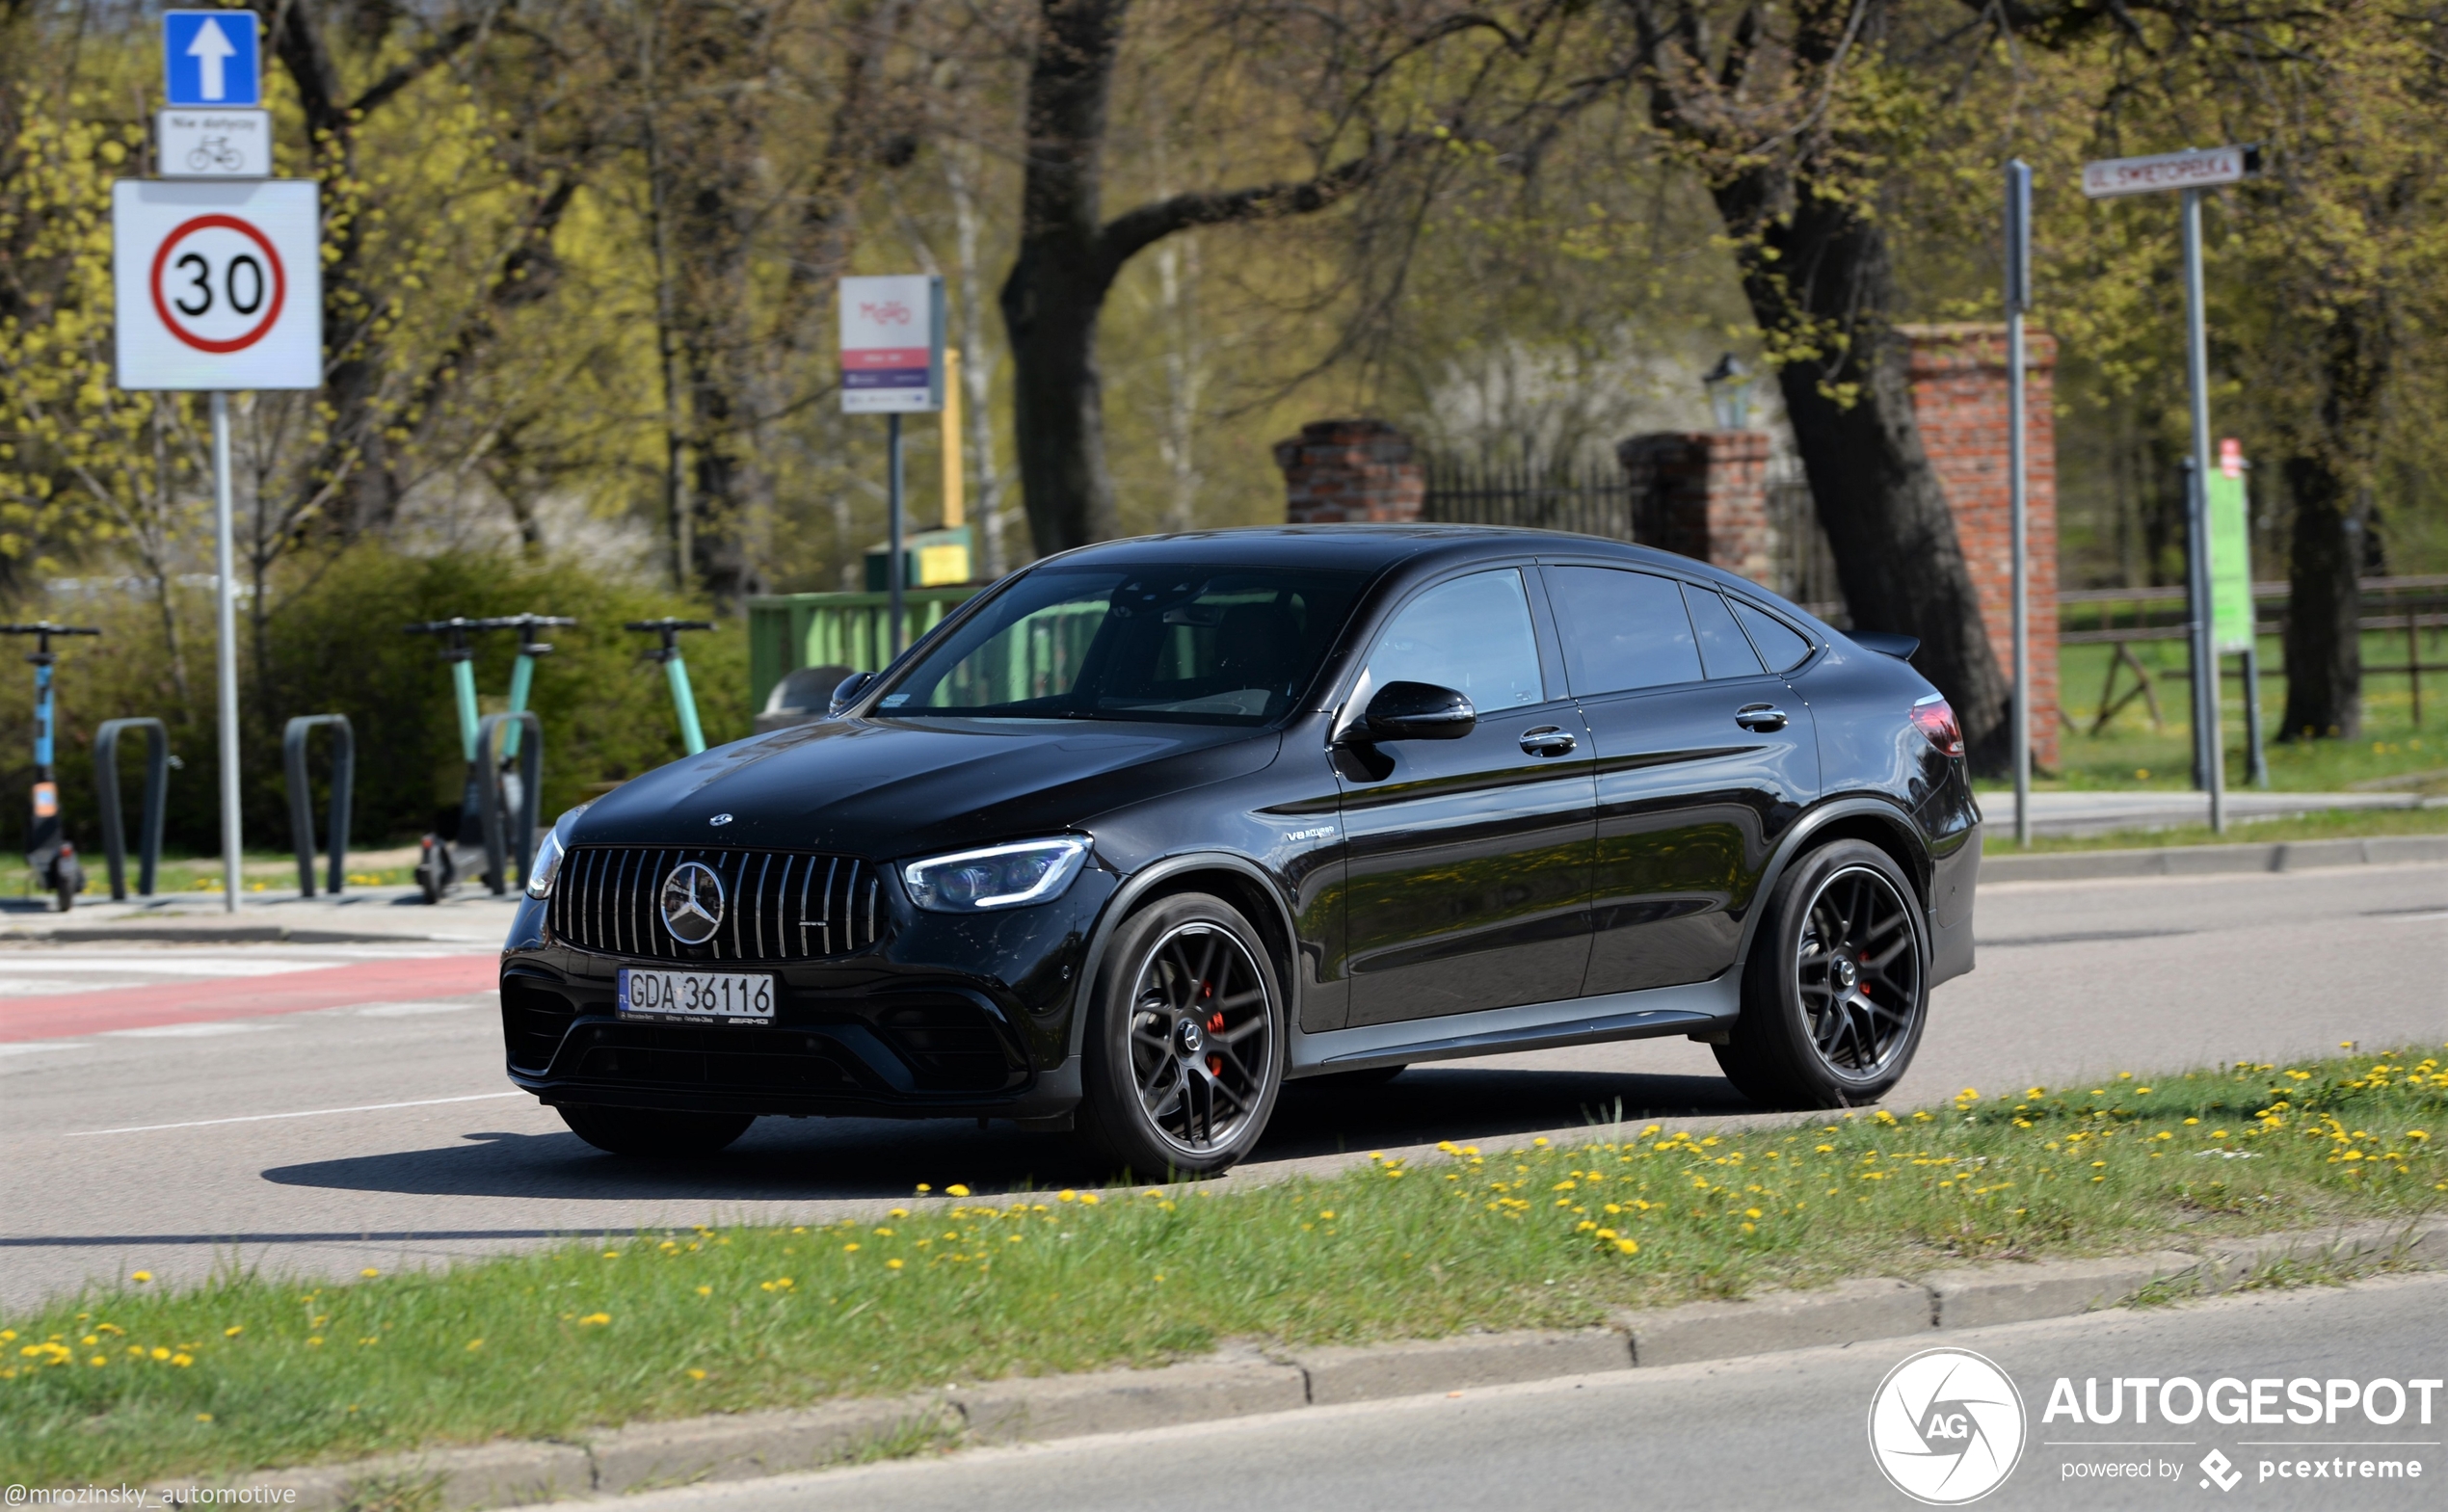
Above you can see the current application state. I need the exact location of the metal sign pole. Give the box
[2179,188,2225,833]
[210,391,243,909]
[2006,160,2033,847]
[887,411,906,658]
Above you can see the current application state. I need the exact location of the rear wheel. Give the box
[415,835,451,904]
[1078,892,1284,1179]
[1715,839,1928,1109]
[556,1103,755,1157]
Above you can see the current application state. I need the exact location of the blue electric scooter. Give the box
[1,622,101,911]
[407,615,572,901]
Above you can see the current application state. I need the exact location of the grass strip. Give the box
[1996,803,2448,854]
[4,1048,2440,1485]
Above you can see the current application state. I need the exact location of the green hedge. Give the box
[8,546,747,859]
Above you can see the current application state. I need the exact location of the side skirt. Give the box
[1284,973,1741,1077]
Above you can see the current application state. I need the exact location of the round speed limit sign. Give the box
[149,213,286,353]
[113,179,321,390]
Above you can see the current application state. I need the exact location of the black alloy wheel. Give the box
[1716,839,1929,1108]
[1079,892,1284,1177]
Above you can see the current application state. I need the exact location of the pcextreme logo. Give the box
[1868,1348,2029,1504]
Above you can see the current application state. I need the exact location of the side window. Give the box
[1731,599,1815,674]
[1363,569,1545,711]
[1683,584,1767,679]
[1544,566,1702,696]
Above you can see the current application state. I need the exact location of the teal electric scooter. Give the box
[625,619,714,755]
[408,615,572,901]
[1,622,100,911]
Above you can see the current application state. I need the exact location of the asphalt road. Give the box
[1,862,2441,1313]
[580,1272,2448,1512]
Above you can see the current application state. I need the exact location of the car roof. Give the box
[1037,524,1725,580]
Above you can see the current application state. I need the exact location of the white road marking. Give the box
[0,954,355,972]
[354,999,485,1017]
[67,1090,528,1136]
[0,1041,92,1056]
[105,1021,274,1039]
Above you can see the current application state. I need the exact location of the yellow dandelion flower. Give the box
[886,1259,904,1270]
[130,1271,153,1284]
[360,1268,379,1279]
[946,1184,971,1197]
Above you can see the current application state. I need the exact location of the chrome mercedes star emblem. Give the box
[659,861,726,944]
[708,812,734,827]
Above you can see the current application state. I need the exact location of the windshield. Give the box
[876,564,1375,726]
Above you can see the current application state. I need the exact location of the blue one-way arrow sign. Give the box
[164,11,262,108]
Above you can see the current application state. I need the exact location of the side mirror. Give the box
[828,671,878,716]
[1357,680,1477,743]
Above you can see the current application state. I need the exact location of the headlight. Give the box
[525,807,588,899]
[904,836,1090,913]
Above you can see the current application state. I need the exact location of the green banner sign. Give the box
[2207,447,2254,653]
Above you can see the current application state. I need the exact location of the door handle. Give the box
[1735,703,1788,732]
[1519,726,1578,756]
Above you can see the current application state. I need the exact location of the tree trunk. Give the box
[2276,305,2385,742]
[2277,455,2363,740]
[1717,182,2013,770]
[1000,0,1130,556]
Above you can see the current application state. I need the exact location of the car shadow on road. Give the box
[255,1066,1763,1204]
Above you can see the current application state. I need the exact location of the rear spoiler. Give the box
[1850,630,1921,661]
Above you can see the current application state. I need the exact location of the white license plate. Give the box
[617,968,775,1025]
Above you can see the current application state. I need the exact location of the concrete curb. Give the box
[1616,1277,1931,1367]
[1287,1329,1631,1405]
[166,1217,2447,1509]
[1980,833,2448,884]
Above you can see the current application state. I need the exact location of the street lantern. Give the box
[1703,354,1753,431]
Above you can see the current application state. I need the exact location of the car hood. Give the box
[572,716,1281,861]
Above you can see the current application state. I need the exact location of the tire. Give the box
[1077,891,1285,1179]
[556,1103,755,1157]
[415,835,448,904]
[1714,839,1929,1109]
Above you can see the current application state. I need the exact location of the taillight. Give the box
[1910,696,1963,758]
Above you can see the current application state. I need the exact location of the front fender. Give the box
[1060,850,1303,1061]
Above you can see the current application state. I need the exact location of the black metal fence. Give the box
[1422,457,1635,540]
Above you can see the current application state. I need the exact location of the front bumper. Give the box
[497,866,1112,1121]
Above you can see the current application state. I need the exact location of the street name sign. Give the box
[2081,145,2261,199]
[164,11,262,108]
[839,274,944,413]
[157,108,273,177]
[112,180,321,390]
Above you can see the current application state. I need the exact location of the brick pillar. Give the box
[1273,419,1425,524]
[1901,324,2060,769]
[1615,431,1773,588]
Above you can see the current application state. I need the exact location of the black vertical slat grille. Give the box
[547,847,882,961]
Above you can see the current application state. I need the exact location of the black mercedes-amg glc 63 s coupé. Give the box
[499,526,1980,1175]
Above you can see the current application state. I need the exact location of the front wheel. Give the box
[1077,892,1285,1179]
[1715,839,1929,1109]
[556,1103,755,1156]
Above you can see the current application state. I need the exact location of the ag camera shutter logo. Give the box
[1868,1347,2028,1503]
